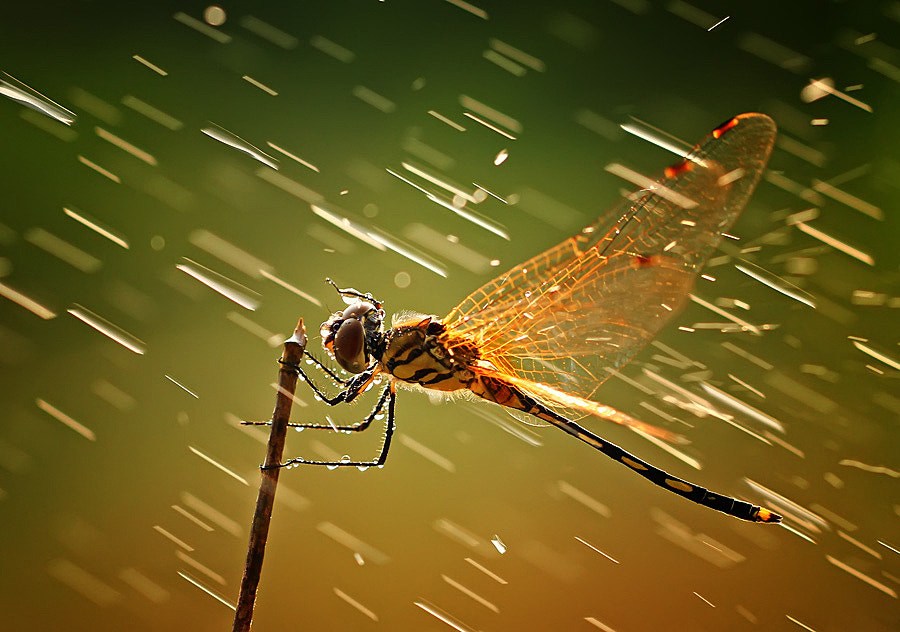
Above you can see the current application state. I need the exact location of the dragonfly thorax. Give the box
[380,317,481,392]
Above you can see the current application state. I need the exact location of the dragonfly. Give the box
[252,113,782,523]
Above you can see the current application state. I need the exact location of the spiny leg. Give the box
[500,383,781,523]
[243,385,390,432]
[283,359,376,405]
[302,351,350,386]
[265,383,397,469]
[241,362,377,426]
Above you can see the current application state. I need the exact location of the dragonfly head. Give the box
[320,282,385,373]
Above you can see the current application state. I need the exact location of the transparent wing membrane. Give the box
[443,113,776,412]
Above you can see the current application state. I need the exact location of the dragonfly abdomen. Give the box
[469,374,546,418]
[470,374,779,522]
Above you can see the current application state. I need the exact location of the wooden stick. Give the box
[232,319,307,632]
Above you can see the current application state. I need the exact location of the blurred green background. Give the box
[1,1,898,630]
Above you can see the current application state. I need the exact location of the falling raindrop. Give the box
[203,5,227,26]
[394,271,411,288]
[0,72,76,125]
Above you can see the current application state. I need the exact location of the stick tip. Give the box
[285,318,307,350]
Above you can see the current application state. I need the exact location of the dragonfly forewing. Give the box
[442,113,776,415]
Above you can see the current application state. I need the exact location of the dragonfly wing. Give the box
[443,113,776,405]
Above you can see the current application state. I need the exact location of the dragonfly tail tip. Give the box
[754,507,783,524]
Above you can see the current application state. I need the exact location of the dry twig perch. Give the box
[232,318,307,632]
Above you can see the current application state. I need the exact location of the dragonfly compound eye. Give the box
[332,317,368,373]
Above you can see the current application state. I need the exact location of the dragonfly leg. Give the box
[287,360,376,405]
[263,383,397,469]
[244,384,390,431]
[301,352,351,386]
[494,380,781,523]
[242,362,377,429]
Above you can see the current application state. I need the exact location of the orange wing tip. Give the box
[664,160,692,178]
[754,507,783,524]
[712,116,740,139]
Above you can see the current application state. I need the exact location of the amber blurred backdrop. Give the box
[0,1,898,630]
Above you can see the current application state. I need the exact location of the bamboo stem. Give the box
[232,318,307,632]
